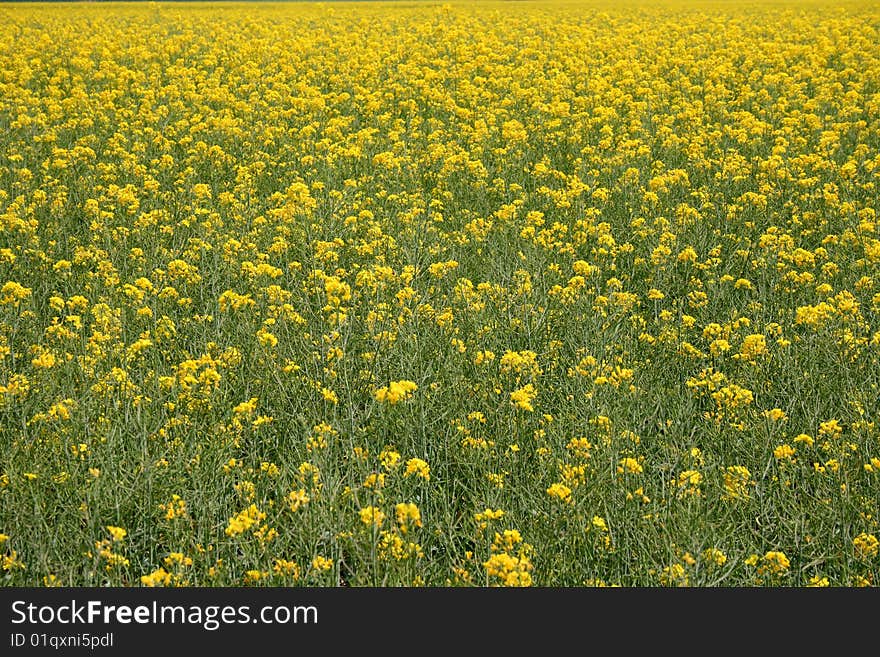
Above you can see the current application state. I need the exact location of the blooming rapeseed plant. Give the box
[1,0,878,588]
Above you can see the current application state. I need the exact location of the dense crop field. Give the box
[1,1,879,587]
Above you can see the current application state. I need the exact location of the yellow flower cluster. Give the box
[483,530,534,587]
[225,505,267,537]
[1,0,878,588]
[373,380,418,405]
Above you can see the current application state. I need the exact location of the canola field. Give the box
[1,1,879,587]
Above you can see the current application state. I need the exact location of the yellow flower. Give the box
[380,449,401,471]
[404,457,430,481]
[373,380,418,404]
[773,444,796,460]
[474,508,505,530]
[711,384,754,410]
[233,397,258,416]
[499,350,541,378]
[363,473,386,489]
[395,503,422,533]
[288,489,310,512]
[818,419,843,438]
[159,495,187,520]
[722,465,753,501]
[106,526,127,542]
[31,350,57,369]
[763,551,790,574]
[311,556,333,572]
[853,533,879,559]
[546,482,573,504]
[738,334,767,362]
[702,548,727,567]
[42,574,61,587]
[617,457,643,474]
[256,327,278,348]
[272,559,301,580]
[510,384,537,411]
[163,552,193,569]
[474,350,495,365]
[659,563,689,586]
[676,469,702,496]
[225,504,266,537]
[483,552,533,587]
[709,338,731,356]
[0,281,31,305]
[377,531,423,561]
[677,246,698,263]
[141,568,171,587]
[763,408,787,422]
[359,506,385,528]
